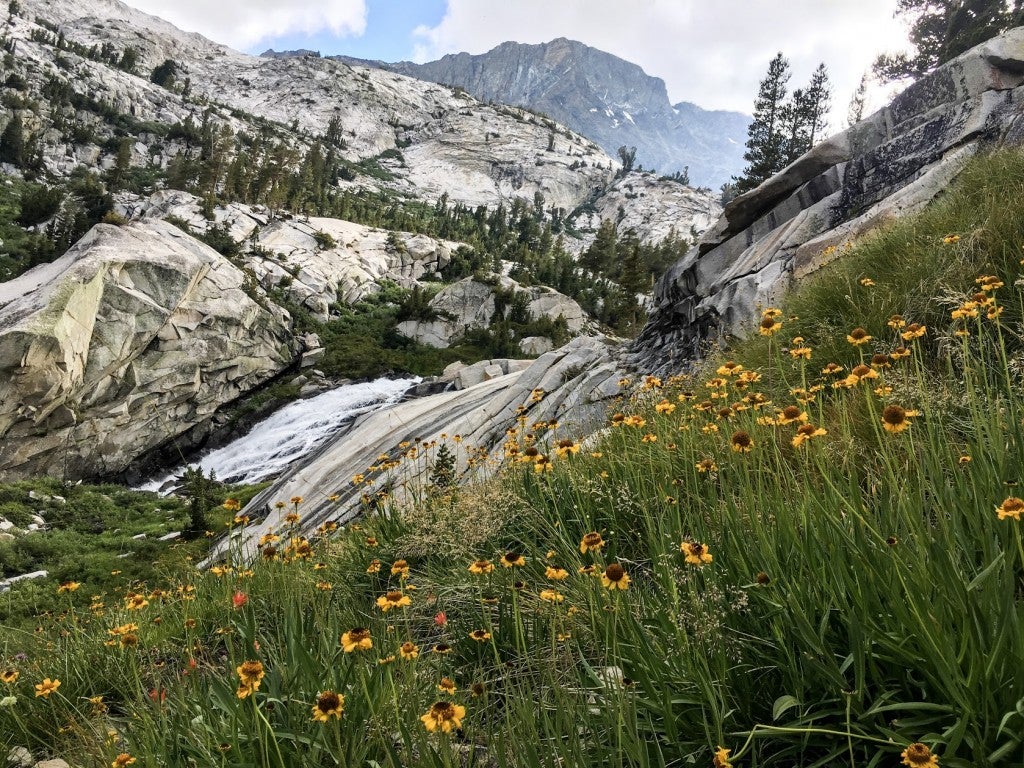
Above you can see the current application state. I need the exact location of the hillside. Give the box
[3,146,1023,767]
[306,38,750,190]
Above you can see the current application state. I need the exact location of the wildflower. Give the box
[821,362,844,376]
[601,563,631,590]
[1,669,19,684]
[531,388,545,402]
[881,405,921,433]
[57,581,80,593]
[713,747,733,768]
[555,438,581,457]
[284,512,300,525]
[792,424,827,448]
[996,496,1024,521]
[539,588,565,603]
[987,305,1004,320]
[376,591,411,612]
[777,405,807,425]
[377,655,396,665]
[434,677,458,695]
[232,591,248,609]
[500,551,526,568]
[755,572,771,585]
[846,327,872,346]
[623,415,647,428]
[642,375,663,389]
[258,533,279,546]
[124,593,149,611]
[977,274,1004,291]
[533,455,553,473]
[35,677,61,698]
[654,399,677,414]
[681,541,713,566]
[364,536,379,547]
[958,455,972,465]
[890,346,911,360]
[580,531,605,553]
[901,742,939,767]
[0,696,16,707]
[316,581,333,591]
[470,682,486,697]
[235,661,265,698]
[111,755,137,768]
[468,559,495,575]
[870,353,891,369]
[223,498,241,512]
[730,431,754,453]
[391,559,410,577]
[642,433,658,443]
[311,691,344,722]
[364,558,382,575]
[399,641,420,660]
[887,314,907,329]
[421,700,467,733]
[545,566,569,581]
[901,323,927,341]
[432,643,453,655]
[618,378,631,388]
[759,315,782,336]
[696,458,718,473]
[942,234,960,244]
[951,302,979,320]
[789,345,812,359]
[716,361,743,376]
[851,363,878,380]
[469,629,492,642]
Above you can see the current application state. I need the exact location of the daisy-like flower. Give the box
[789,345,812,359]
[859,277,875,287]
[1,669,19,684]
[942,234,960,244]
[791,424,827,448]
[901,323,926,341]
[223,498,241,512]
[469,629,492,642]
[124,593,149,611]
[35,678,60,698]
[500,551,526,568]
[887,314,907,329]
[437,677,457,694]
[846,327,872,346]
[601,563,631,590]
[366,559,381,574]
[111,755,137,768]
[695,458,718,473]
[870,353,891,369]
[431,642,453,655]
[901,741,939,767]
[539,588,564,603]
[890,346,911,360]
[391,559,410,577]
[545,566,569,581]
[881,405,921,433]
[777,405,807,425]
[235,661,265,699]
[284,512,300,525]
[420,701,466,733]
[340,628,373,652]
[57,581,80,593]
[680,541,713,566]
[851,363,878,380]
[758,315,782,336]
[311,691,344,722]
[555,439,580,457]
[579,532,605,553]
[376,591,411,612]
[713,747,733,768]
[821,362,844,376]
[468,559,495,575]
[654,399,676,414]
[399,641,420,660]
[716,361,743,376]
[730,431,754,453]
[996,496,1024,521]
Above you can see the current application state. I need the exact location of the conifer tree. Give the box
[0,112,25,166]
[735,53,791,193]
[581,219,617,276]
[847,73,869,127]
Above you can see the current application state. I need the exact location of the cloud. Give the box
[126,0,368,50]
[412,0,912,123]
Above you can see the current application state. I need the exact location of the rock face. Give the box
[0,220,297,480]
[122,190,463,319]
[203,336,622,565]
[361,38,750,188]
[566,170,721,253]
[396,276,591,349]
[630,27,1024,374]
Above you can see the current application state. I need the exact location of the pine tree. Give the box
[802,64,832,147]
[875,0,1023,81]
[581,219,617,276]
[735,53,791,193]
[0,112,25,166]
[847,73,869,127]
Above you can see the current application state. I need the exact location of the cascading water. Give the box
[140,377,419,490]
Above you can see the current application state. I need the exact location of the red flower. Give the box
[232,591,249,609]
[433,611,448,627]
[148,688,167,704]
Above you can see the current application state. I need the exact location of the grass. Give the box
[3,149,1024,766]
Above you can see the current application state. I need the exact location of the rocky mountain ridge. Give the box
[318,38,750,189]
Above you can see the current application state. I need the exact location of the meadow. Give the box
[3,150,1024,767]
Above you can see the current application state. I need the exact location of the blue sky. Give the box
[252,0,447,61]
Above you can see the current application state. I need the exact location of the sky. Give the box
[124,0,914,121]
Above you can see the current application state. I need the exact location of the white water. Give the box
[139,377,419,490]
